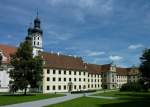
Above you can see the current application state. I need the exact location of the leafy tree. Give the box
[0,54,2,66]
[140,48,150,91]
[9,39,43,95]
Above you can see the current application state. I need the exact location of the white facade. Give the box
[43,68,102,93]
[32,33,43,57]
[0,65,12,92]
[117,75,128,88]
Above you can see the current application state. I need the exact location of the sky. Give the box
[0,0,150,67]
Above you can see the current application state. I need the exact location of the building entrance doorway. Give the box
[68,82,73,92]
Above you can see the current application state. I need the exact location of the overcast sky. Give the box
[0,0,150,67]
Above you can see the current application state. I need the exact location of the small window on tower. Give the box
[37,42,39,45]
[38,37,39,40]
[34,41,35,45]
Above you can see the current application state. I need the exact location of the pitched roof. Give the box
[116,67,130,76]
[86,64,111,74]
[41,52,86,71]
[0,44,17,64]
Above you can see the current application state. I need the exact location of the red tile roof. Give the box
[0,44,17,64]
[116,67,130,76]
[0,44,138,75]
[86,64,111,74]
[41,52,86,71]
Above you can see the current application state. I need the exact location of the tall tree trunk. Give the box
[24,87,27,95]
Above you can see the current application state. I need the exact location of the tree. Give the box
[9,39,43,95]
[0,54,2,66]
[140,48,150,91]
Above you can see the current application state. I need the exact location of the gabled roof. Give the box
[41,52,86,71]
[0,44,16,64]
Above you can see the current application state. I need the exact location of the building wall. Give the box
[43,68,102,93]
[0,65,11,92]
[128,68,140,83]
[117,75,128,88]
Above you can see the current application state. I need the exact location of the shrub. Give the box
[71,90,96,94]
[120,82,143,92]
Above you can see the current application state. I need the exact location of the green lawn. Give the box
[0,93,64,106]
[94,91,150,99]
[45,91,150,107]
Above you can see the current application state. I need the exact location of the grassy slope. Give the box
[0,93,63,106]
[46,91,150,107]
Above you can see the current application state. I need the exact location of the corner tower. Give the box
[26,14,43,57]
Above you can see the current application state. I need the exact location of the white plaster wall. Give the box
[117,75,128,88]
[43,69,102,93]
[0,67,11,92]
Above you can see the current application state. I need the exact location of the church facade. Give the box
[0,16,141,93]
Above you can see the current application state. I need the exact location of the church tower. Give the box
[26,13,43,57]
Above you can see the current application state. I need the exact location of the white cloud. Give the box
[7,34,13,39]
[47,31,74,41]
[109,55,123,61]
[85,50,105,56]
[128,44,144,49]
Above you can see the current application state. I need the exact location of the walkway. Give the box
[87,96,118,100]
[2,90,117,107]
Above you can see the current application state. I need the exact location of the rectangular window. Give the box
[37,42,39,45]
[74,85,76,89]
[69,71,71,75]
[58,78,61,81]
[47,86,50,90]
[79,78,81,81]
[53,86,55,90]
[58,85,61,90]
[83,85,86,89]
[79,85,81,89]
[53,77,56,81]
[64,78,66,81]
[64,85,66,90]
[59,70,61,74]
[74,78,76,81]
[47,69,50,74]
[69,78,71,81]
[47,77,50,81]
[79,72,81,75]
[53,70,56,74]
[64,70,66,74]
[84,78,85,82]
[74,71,76,75]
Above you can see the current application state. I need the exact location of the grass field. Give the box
[0,93,64,106]
[94,91,150,99]
[45,91,150,107]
